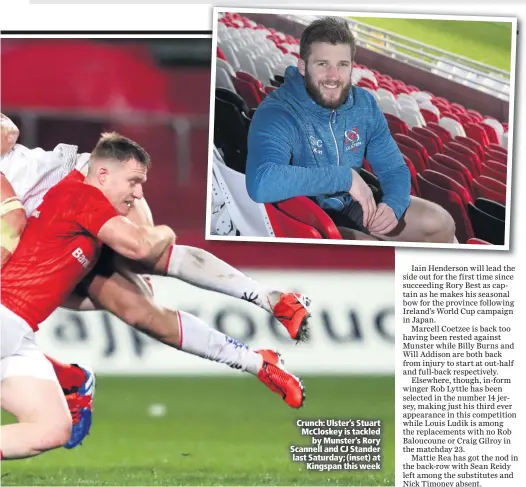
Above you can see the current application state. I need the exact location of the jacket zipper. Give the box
[329,110,340,166]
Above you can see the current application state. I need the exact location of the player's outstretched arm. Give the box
[97,216,175,263]
[0,173,26,268]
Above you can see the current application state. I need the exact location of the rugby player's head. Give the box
[298,17,356,109]
[86,132,151,216]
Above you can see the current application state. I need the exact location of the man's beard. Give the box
[304,68,352,110]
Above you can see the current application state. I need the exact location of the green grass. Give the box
[1,376,394,486]
[351,17,514,71]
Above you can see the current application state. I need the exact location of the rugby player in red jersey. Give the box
[0,132,306,460]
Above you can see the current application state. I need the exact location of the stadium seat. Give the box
[430,154,473,191]
[464,123,490,147]
[486,143,507,156]
[475,197,505,222]
[421,169,473,207]
[265,204,323,239]
[439,117,466,138]
[480,123,500,145]
[485,148,507,165]
[214,96,250,173]
[216,67,236,92]
[417,173,474,244]
[401,154,420,196]
[454,136,485,162]
[399,105,426,129]
[396,142,427,174]
[467,203,505,245]
[412,126,443,153]
[472,178,506,206]
[420,108,440,124]
[216,87,250,117]
[482,163,507,185]
[233,75,264,109]
[384,113,409,135]
[393,133,430,167]
[217,57,236,78]
[409,128,439,156]
[212,149,275,237]
[443,145,479,178]
[466,238,492,245]
[445,141,482,175]
[426,122,452,145]
[428,158,472,193]
[275,197,343,239]
[378,97,402,117]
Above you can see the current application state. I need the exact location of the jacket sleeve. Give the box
[245,104,355,203]
[364,99,411,219]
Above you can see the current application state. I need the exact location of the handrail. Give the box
[283,14,511,100]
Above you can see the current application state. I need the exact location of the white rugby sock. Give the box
[165,245,279,311]
[177,310,263,375]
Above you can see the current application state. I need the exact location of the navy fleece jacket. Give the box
[245,66,411,219]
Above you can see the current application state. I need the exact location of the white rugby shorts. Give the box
[0,304,57,382]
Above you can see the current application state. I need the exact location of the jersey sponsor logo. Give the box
[72,247,91,269]
[344,128,362,152]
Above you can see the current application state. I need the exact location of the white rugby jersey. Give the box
[0,143,85,217]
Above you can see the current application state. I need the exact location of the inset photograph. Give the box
[208,9,516,249]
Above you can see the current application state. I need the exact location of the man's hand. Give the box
[368,203,398,235]
[349,168,376,227]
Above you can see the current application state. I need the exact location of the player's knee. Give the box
[120,296,154,328]
[33,418,72,453]
[421,203,455,243]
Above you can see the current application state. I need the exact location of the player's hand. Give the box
[368,203,398,235]
[349,168,376,227]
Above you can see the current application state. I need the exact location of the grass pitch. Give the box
[1,375,394,486]
[351,17,514,71]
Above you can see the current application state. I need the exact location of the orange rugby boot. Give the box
[256,349,305,408]
[271,293,311,342]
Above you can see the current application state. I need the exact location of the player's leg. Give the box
[124,201,311,341]
[86,270,304,408]
[371,196,457,243]
[0,307,72,459]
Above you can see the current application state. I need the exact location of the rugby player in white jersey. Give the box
[0,115,310,452]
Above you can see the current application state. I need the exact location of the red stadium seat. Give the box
[265,204,323,239]
[445,141,482,175]
[396,142,427,174]
[426,122,452,145]
[409,128,439,156]
[402,154,421,197]
[443,145,479,178]
[486,143,507,156]
[430,154,473,191]
[482,163,507,185]
[428,158,472,194]
[417,172,474,244]
[393,133,430,167]
[485,149,507,165]
[422,170,473,207]
[412,126,443,153]
[420,108,440,124]
[466,238,492,245]
[480,123,500,145]
[384,113,409,135]
[454,136,485,162]
[233,76,264,109]
[464,123,490,147]
[472,177,506,206]
[275,197,342,239]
